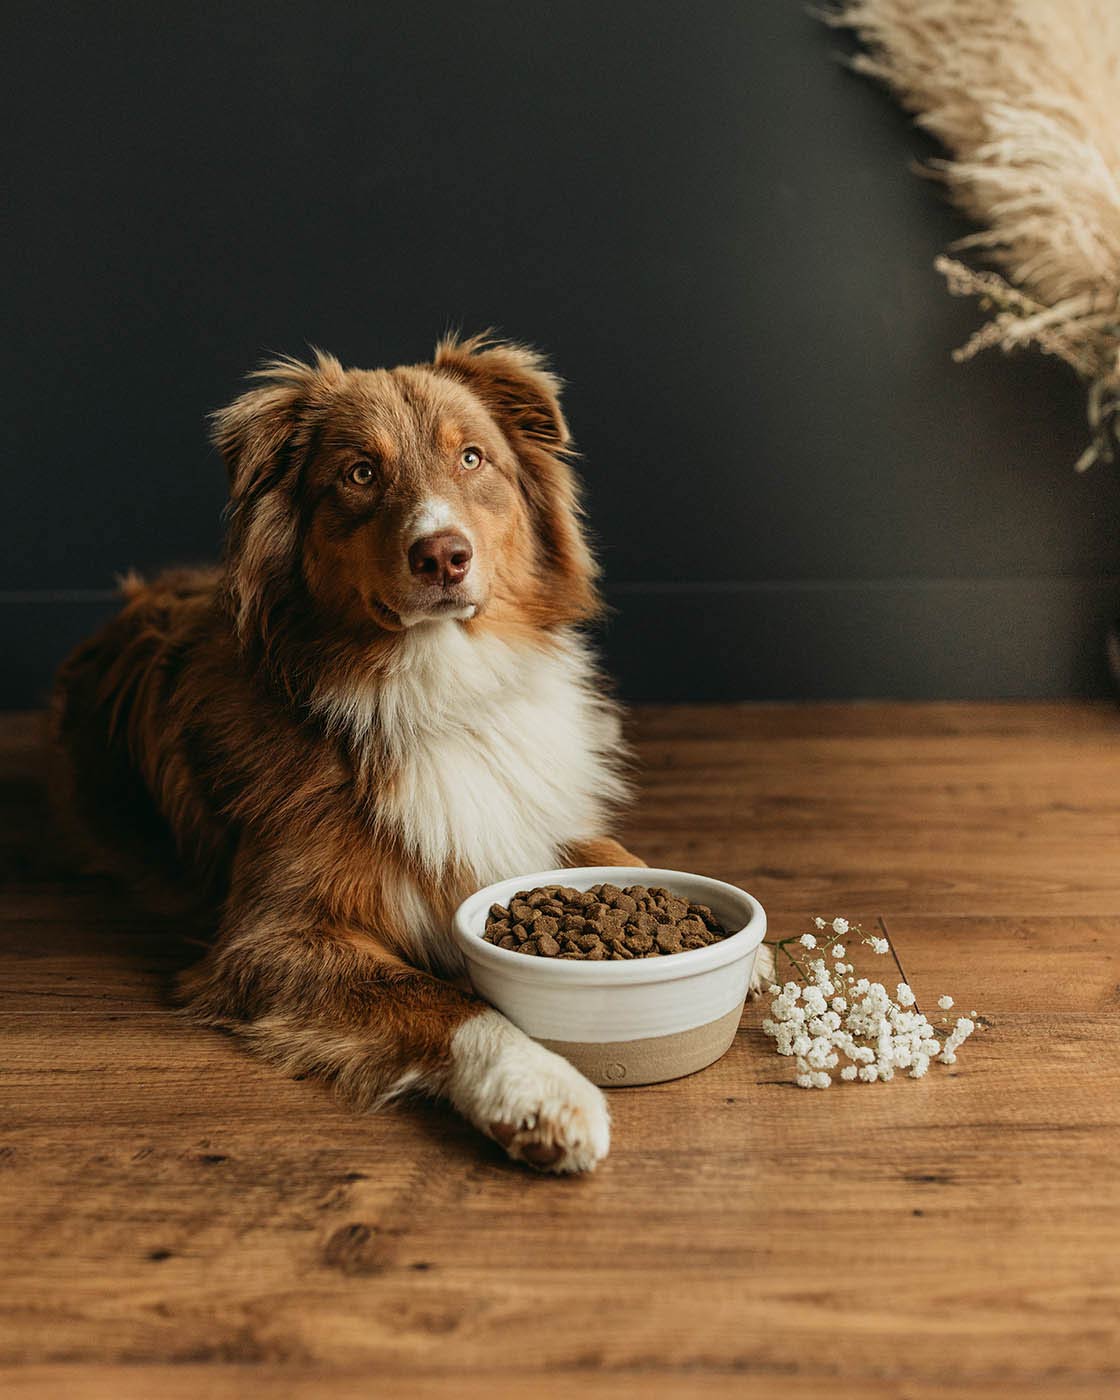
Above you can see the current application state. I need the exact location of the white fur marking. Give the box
[313,626,626,885]
[397,602,477,628]
[407,496,461,543]
[448,1010,610,1173]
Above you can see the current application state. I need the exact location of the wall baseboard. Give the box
[3,577,1117,708]
[601,577,1120,700]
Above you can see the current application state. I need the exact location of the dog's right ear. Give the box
[210,351,344,502]
[214,352,344,656]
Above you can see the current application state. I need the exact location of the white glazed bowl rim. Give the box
[452,866,766,987]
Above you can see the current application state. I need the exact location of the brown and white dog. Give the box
[52,334,647,1172]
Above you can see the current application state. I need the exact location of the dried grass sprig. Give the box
[825,0,1120,470]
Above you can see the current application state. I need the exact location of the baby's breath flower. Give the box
[762,917,979,1089]
[802,987,827,1016]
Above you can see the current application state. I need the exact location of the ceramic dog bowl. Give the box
[452,866,766,1086]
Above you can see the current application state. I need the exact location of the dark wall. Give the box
[5,0,1118,704]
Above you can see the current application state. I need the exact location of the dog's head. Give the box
[212,334,599,678]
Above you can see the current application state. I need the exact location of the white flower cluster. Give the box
[761,920,978,1088]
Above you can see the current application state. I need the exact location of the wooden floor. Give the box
[2,703,1118,1399]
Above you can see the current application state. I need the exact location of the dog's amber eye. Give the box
[348,461,374,485]
[459,447,483,471]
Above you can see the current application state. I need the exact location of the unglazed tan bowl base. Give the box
[538,1004,744,1086]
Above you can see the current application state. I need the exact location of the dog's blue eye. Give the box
[460,447,483,471]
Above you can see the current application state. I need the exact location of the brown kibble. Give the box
[656,925,684,954]
[482,883,731,960]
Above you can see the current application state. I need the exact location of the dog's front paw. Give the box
[448,1010,610,1173]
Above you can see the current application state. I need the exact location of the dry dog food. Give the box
[482,883,730,960]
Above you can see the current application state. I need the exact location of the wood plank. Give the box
[1,704,1118,1396]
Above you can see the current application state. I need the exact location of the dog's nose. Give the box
[407,531,473,588]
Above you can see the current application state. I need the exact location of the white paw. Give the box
[447,1010,610,1173]
[749,941,776,998]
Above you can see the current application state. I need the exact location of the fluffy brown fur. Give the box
[52,334,641,1171]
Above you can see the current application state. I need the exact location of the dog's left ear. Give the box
[432,332,600,624]
[431,333,571,454]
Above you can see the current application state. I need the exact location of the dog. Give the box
[52,334,652,1172]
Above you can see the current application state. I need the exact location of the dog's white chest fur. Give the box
[315,623,625,884]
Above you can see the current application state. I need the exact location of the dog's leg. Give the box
[179,917,609,1174]
[559,836,646,868]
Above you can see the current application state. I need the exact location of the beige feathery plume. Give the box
[826,0,1120,470]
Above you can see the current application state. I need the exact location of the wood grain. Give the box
[1,703,1118,1398]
